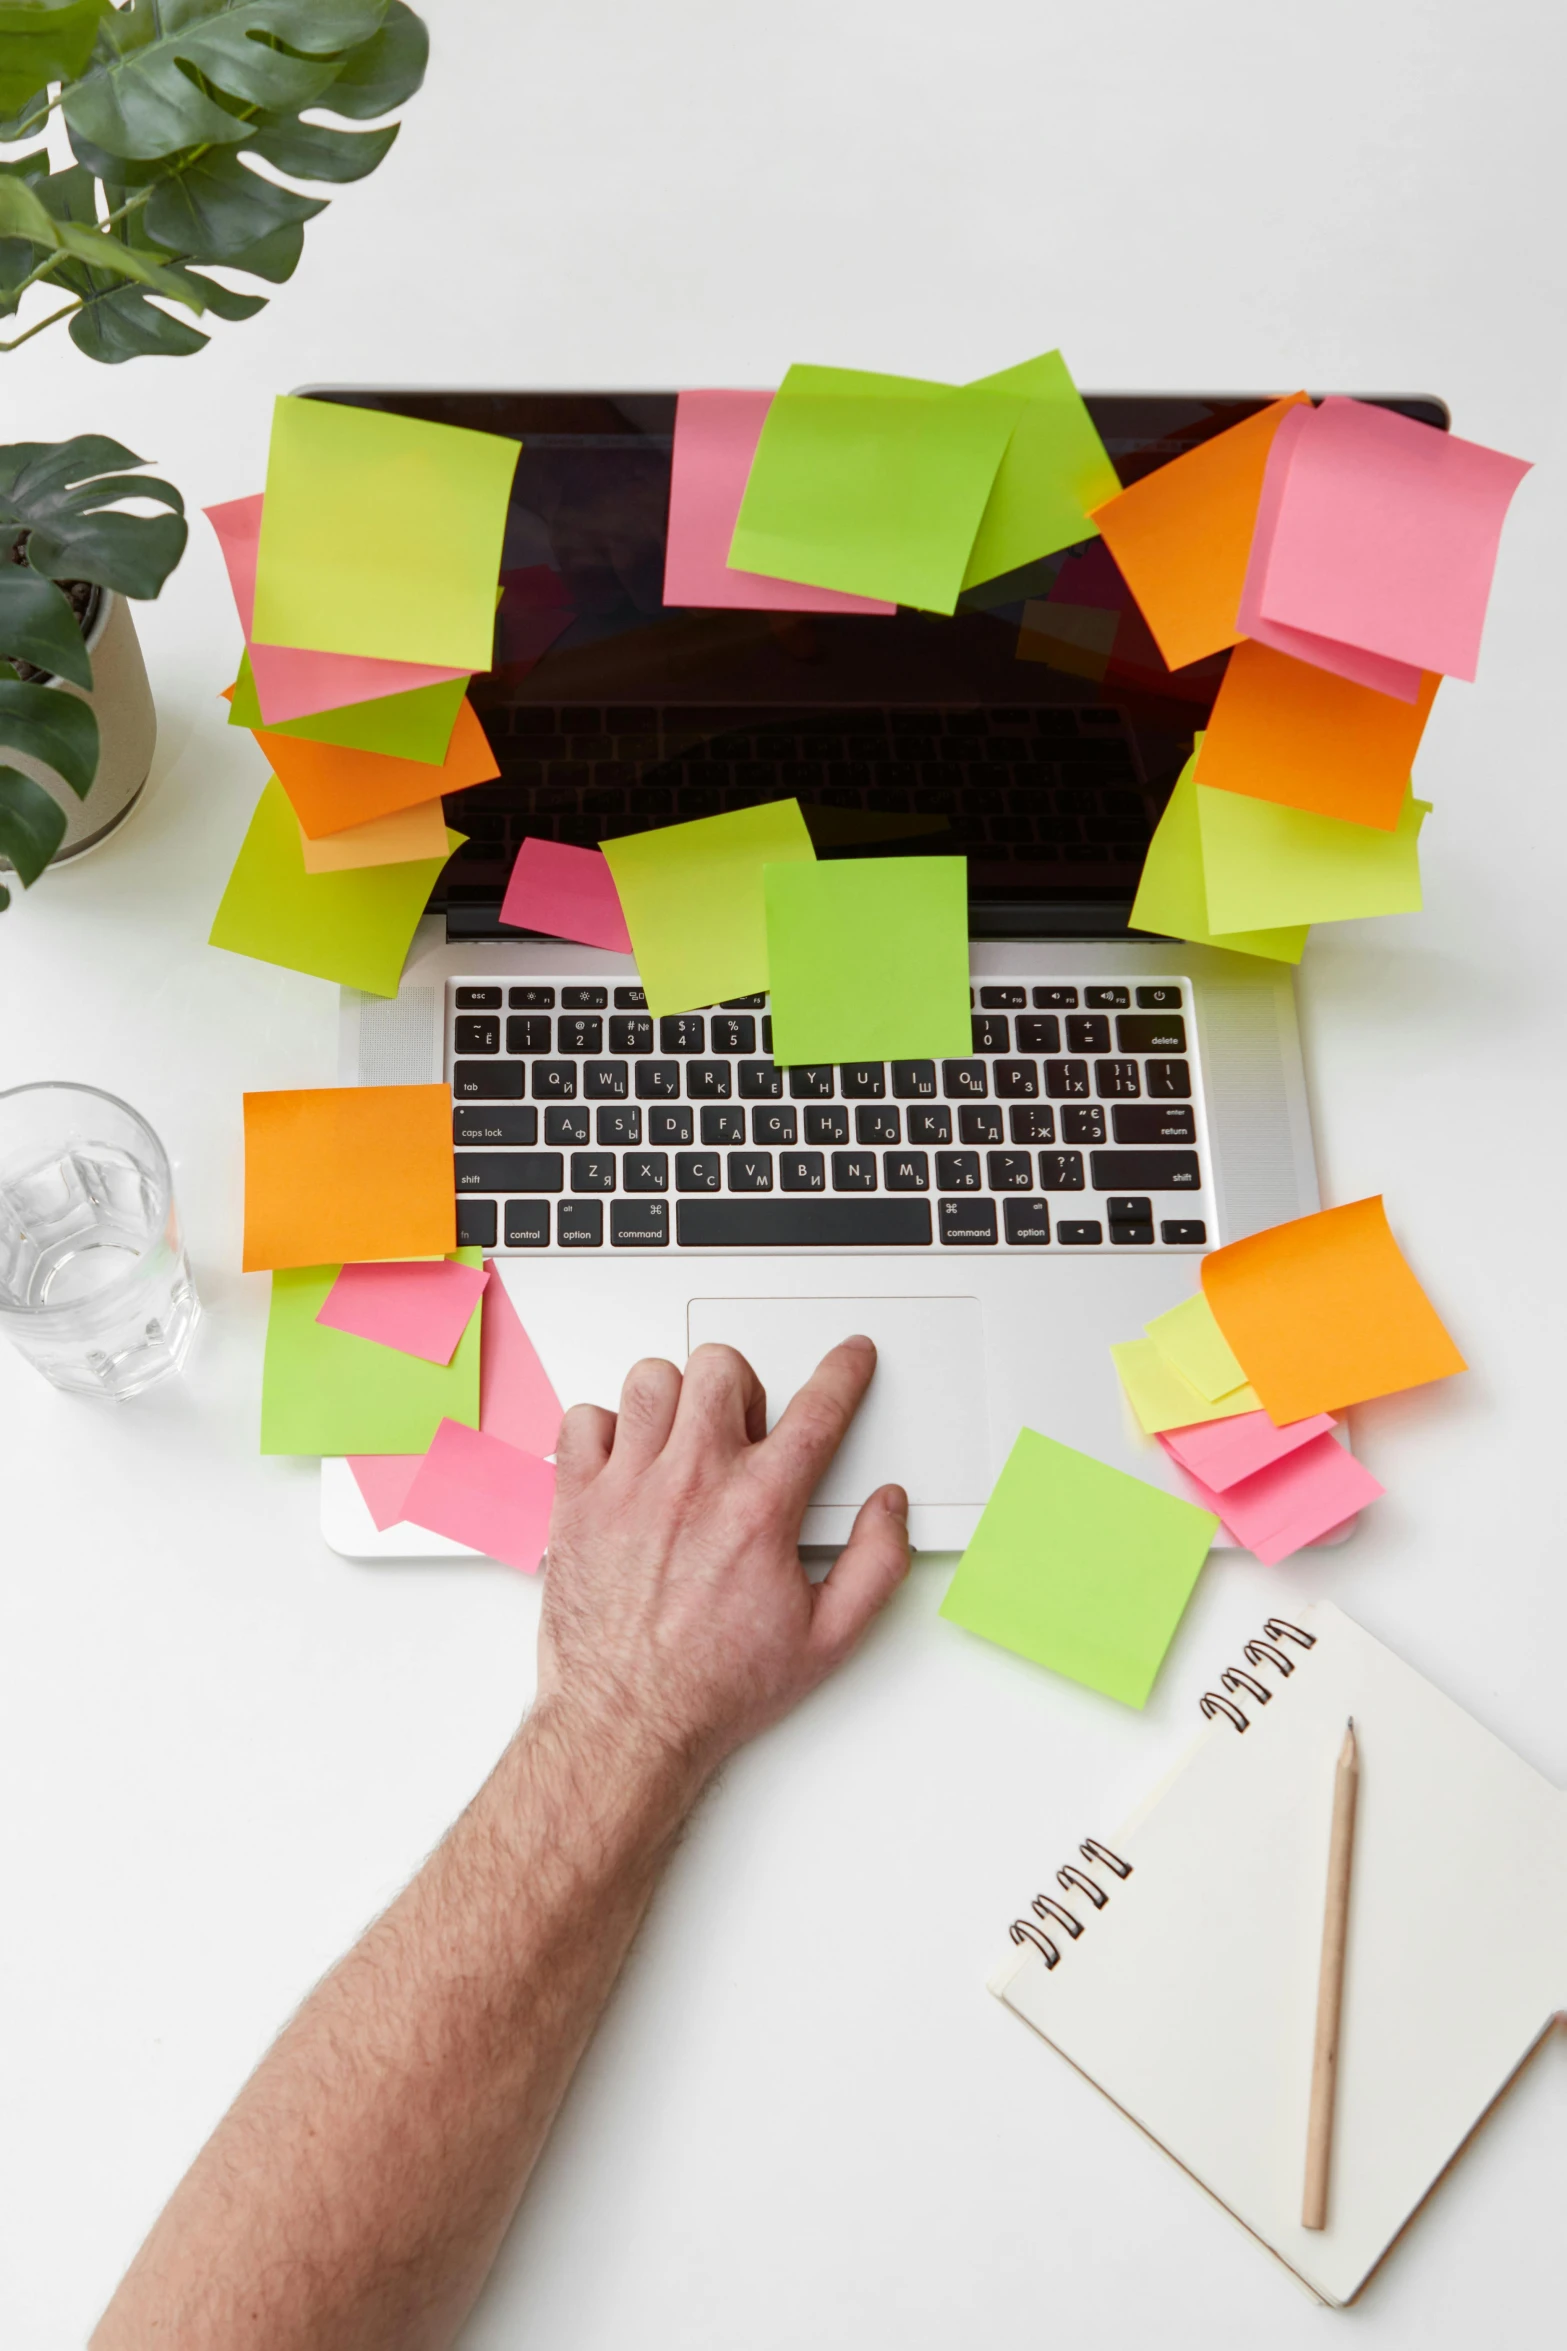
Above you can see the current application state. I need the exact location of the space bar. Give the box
[676,1199,932,1247]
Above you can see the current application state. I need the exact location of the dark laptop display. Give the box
[312,390,1447,939]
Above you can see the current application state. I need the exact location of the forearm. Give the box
[93,1701,705,2351]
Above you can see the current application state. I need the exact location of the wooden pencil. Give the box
[1303,1718,1359,2230]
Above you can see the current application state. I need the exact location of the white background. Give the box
[2,2,1563,2340]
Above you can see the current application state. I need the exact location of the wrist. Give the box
[516,1686,717,1837]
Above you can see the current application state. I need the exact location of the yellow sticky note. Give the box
[1196,780,1429,935]
[1131,748,1308,964]
[1111,1337,1261,1435]
[1016,599,1119,681]
[1144,1292,1250,1403]
[298,798,451,873]
[602,800,816,1017]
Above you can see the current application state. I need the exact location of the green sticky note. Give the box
[602,800,816,1017]
[764,855,970,1065]
[729,363,1024,614]
[1131,749,1309,963]
[261,1255,482,1456]
[961,350,1121,590]
[210,777,462,996]
[938,1427,1219,1708]
[1144,1291,1250,1404]
[1197,779,1429,933]
[228,652,468,766]
[252,396,520,671]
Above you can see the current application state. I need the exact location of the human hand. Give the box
[535,1338,910,1780]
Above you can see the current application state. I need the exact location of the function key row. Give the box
[977,983,1181,1013]
[455,985,770,1013]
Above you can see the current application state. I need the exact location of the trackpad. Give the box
[685,1296,990,1507]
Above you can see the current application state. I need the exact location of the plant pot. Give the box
[0,587,158,868]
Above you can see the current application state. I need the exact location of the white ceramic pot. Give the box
[2,586,158,865]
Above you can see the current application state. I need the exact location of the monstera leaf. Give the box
[0,763,69,895]
[0,0,108,125]
[0,434,187,595]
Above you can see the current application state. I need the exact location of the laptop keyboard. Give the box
[448,977,1213,1253]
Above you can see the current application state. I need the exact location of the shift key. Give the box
[1088,1149,1201,1191]
[454,1151,563,1194]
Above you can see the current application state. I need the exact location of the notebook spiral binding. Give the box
[1199,1616,1317,1732]
[1007,1839,1133,1970]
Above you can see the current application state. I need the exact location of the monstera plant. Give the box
[0,0,428,360]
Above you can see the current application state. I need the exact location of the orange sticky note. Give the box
[255,697,498,837]
[297,797,451,872]
[1201,1196,1466,1422]
[1195,643,1440,830]
[242,1085,455,1271]
[1091,394,1310,671]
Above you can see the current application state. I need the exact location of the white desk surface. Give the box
[2,3,1563,2340]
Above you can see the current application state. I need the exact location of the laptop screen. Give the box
[309,389,1446,938]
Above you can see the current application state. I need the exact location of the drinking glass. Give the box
[0,1083,199,1397]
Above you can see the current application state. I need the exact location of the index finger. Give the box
[753,1335,878,1510]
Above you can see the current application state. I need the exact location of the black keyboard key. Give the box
[1044,1059,1090,1099]
[635,1059,682,1100]
[721,993,766,1008]
[545,1105,589,1146]
[1057,1220,1103,1245]
[563,985,607,1009]
[1146,1058,1193,1098]
[454,1014,499,1054]
[456,986,502,1011]
[788,1065,836,1099]
[584,1060,629,1099]
[701,1105,745,1145]
[1035,1151,1086,1191]
[687,1060,732,1099]
[1095,1059,1140,1098]
[1033,986,1078,1008]
[570,1152,616,1192]
[1111,1219,1156,1245]
[455,1104,538,1146]
[676,1152,721,1191]
[456,1151,563,1194]
[1114,1103,1196,1143]
[506,1014,552,1054]
[649,1104,693,1145]
[558,1200,604,1247]
[938,1199,997,1245]
[979,986,1026,1008]
[1085,986,1130,1009]
[613,985,648,1009]
[1061,1103,1106,1144]
[660,1014,705,1053]
[1117,1013,1187,1053]
[738,1060,783,1099]
[1135,986,1182,1010]
[958,1104,1003,1144]
[806,1104,849,1145]
[532,1060,577,1100]
[611,1200,669,1247]
[760,1015,773,1054]
[1066,1013,1110,1052]
[509,985,555,1009]
[832,1152,878,1191]
[503,1198,550,1248]
[780,1152,826,1192]
[936,1150,981,1191]
[1161,1219,1207,1245]
[987,1151,1033,1191]
[1107,1193,1151,1220]
[1003,1198,1052,1245]
[456,1199,497,1247]
[622,1152,669,1192]
[728,1151,774,1192]
[1089,1149,1201,1191]
[1016,1015,1060,1053]
[856,1106,901,1145]
[559,1014,603,1054]
[908,1106,952,1144]
[994,1059,1039,1099]
[942,1059,988,1099]
[840,1063,887,1099]
[883,1150,929,1192]
[454,1059,523,1100]
[711,1014,756,1052]
[1008,1103,1055,1144]
[596,1106,640,1146]
[891,1060,937,1099]
[609,1015,652,1053]
[972,1012,1010,1051]
[751,1105,796,1145]
[677,1199,931,1246]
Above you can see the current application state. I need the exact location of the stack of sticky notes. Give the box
[1112,1197,1466,1562]
[207,397,523,993]
[1088,394,1530,960]
[244,1084,564,1572]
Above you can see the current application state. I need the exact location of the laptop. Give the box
[318,387,1448,1561]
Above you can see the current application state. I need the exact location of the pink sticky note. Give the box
[317,1258,489,1366]
[348,1452,423,1530]
[205,495,469,724]
[400,1418,556,1573]
[480,1264,565,1454]
[1245,399,1531,689]
[1170,1431,1383,1567]
[1159,1409,1338,1493]
[499,837,633,953]
[662,390,896,615]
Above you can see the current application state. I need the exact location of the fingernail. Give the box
[882,1484,909,1520]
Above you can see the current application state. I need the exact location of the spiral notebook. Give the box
[989,1601,1566,2305]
